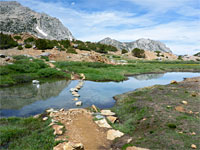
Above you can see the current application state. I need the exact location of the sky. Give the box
[3,0,200,55]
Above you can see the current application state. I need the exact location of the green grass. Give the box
[55,60,200,81]
[0,117,57,150]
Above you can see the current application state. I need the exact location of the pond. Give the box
[0,72,199,117]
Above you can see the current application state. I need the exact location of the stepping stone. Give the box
[101,110,115,116]
[95,118,111,128]
[76,101,82,106]
[126,146,150,150]
[52,125,64,135]
[107,129,124,140]
[107,116,117,123]
[73,98,78,101]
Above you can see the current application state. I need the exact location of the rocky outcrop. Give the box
[0,1,74,40]
[99,37,172,53]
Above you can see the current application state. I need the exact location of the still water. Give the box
[0,72,199,117]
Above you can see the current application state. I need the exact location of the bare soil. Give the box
[51,109,111,150]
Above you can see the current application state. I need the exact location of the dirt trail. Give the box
[51,109,111,150]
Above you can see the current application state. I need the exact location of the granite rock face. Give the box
[0,1,74,40]
[99,37,172,53]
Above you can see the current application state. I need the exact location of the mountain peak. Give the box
[0,1,74,40]
[99,38,172,53]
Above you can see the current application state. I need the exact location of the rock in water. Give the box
[32,80,39,84]
[0,1,74,40]
[75,101,82,106]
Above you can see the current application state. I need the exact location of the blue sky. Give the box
[4,0,200,54]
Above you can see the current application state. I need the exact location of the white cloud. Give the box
[71,2,75,6]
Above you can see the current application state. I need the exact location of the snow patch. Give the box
[36,26,48,37]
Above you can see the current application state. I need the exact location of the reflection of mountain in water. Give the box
[0,80,70,110]
[133,73,164,80]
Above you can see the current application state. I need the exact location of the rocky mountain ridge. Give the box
[0,1,74,40]
[99,37,172,53]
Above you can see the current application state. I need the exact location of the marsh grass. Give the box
[0,117,56,150]
[0,56,67,87]
[55,60,200,81]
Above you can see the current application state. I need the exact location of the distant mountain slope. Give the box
[0,1,74,40]
[99,37,172,53]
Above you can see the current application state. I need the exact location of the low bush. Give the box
[132,48,145,58]
[17,45,23,50]
[13,36,21,40]
[24,37,35,43]
[122,49,128,54]
[0,33,18,49]
[25,44,32,48]
[66,47,77,54]
[178,55,183,60]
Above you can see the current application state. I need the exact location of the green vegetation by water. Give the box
[1,55,199,87]
[55,60,200,81]
[111,80,200,149]
[0,56,67,87]
[0,117,58,150]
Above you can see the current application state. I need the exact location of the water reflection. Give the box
[0,80,70,109]
[133,73,164,80]
[0,72,199,117]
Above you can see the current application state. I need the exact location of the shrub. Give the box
[77,43,90,51]
[0,33,18,49]
[60,40,70,49]
[13,36,21,40]
[122,49,128,54]
[194,52,200,57]
[37,68,66,78]
[167,123,176,129]
[17,45,23,50]
[178,55,183,60]
[66,47,77,54]
[155,51,161,57]
[35,39,55,50]
[25,44,32,48]
[35,39,48,50]
[24,37,35,43]
[132,48,145,58]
